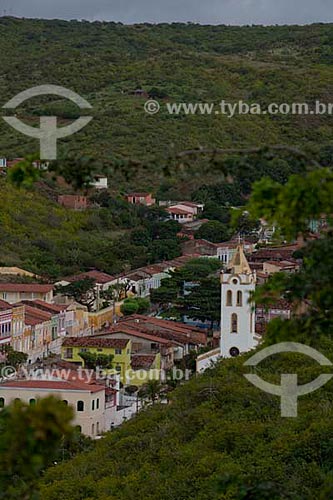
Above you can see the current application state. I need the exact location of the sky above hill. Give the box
[1,0,333,25]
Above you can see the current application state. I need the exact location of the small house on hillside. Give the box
[125,192,156,206]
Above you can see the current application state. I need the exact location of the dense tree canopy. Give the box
[195,220,231,243]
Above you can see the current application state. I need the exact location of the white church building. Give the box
[197,246,260,372]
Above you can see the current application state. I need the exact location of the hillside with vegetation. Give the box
[0,177,184,278]
[2,18,333,277]
[1,19,333,195]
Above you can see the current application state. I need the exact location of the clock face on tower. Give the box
[229,347,240,357]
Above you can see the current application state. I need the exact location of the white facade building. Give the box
[92,176,108,189]
[0,379,106,437]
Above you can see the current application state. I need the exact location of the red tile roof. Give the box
[21,300,66,314]
[188,239,218,248]
[124,270,151,282]
[0,284,53,293]
[264,260,298,269]
[248,262,264,271]
[119,315,207,345]
[62,337,129,349]
[131,354,157,369]
[118,255,202,282]
[0,379,104,393]
[257,299,292,310]
[166,255,200,267]
[63,270,116,284]
[167,207,192,215]
[251,245,301,262]
[15,303,53,326]
[98,327,173,346]
[0,300,11,311]
[140,263,169,275]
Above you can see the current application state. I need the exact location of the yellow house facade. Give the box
[61,337,162,386]
[61,337,131,383]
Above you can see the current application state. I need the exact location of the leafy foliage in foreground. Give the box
[249,168,333,346]
[0,397,74,500]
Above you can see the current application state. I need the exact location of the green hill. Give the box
[1,19,333,193]
[39,339,333,500]
[0,177,183,278]
[0,178,118,277]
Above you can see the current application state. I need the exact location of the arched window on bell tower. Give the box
[237,291,243,306]
[226,290,232,306]
[231,313,238,333]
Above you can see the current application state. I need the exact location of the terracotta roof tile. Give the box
[64,270,115,284]
[126,192,152,197]
[99,327,173,345]
[62,337,129,349]
[0,300,11,311]
[257,299,292,310]
[119,315,207,345]
[15,303,53,326]
[21,300,66,313]
[131,354,156,369]
[167,207,192,215]
[0,379,104,393]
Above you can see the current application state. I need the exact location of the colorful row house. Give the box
[0,299,96,362]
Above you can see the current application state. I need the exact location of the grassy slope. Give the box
[0,178,122,277]
[40,337,333,500]
[1,19,333,192]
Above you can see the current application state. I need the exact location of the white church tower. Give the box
[220,245,258,358]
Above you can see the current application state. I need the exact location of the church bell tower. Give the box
[220,245,258,358]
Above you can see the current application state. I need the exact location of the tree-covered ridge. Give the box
[1,19,333,192]
[0,177,184,278]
